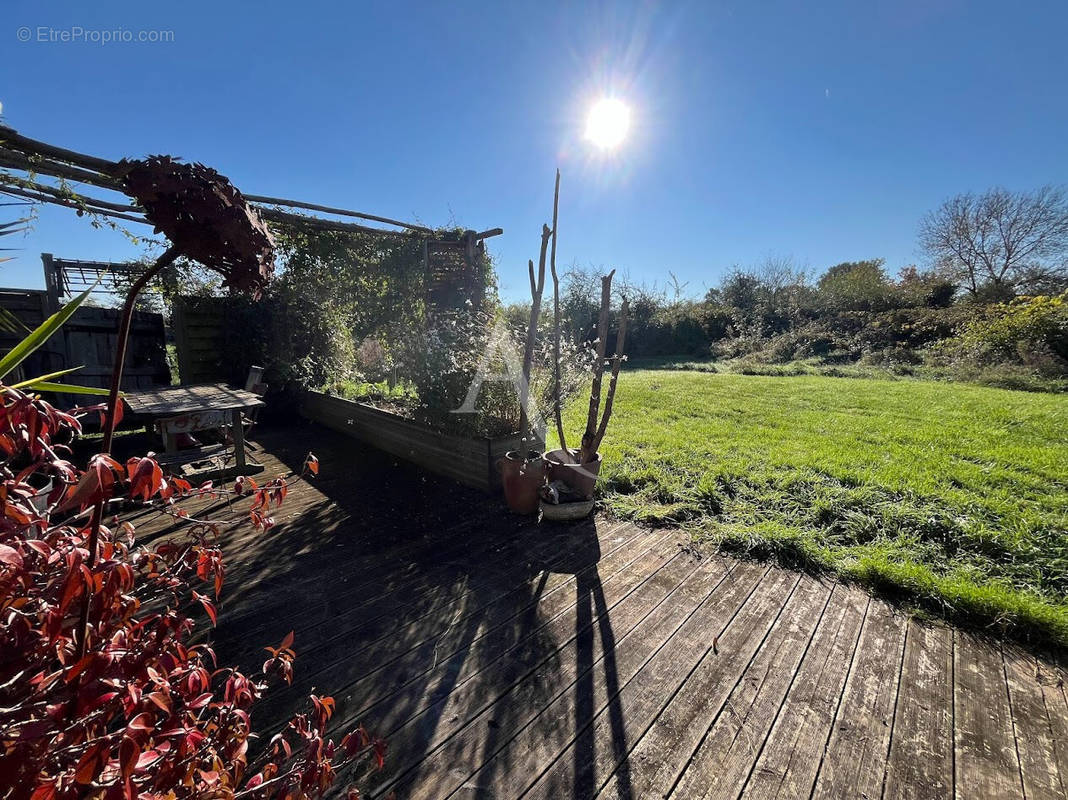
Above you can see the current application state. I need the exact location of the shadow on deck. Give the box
[127,420,645,799]
[125,421,1068,800]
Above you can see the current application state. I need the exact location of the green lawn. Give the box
[556,370,1068,648]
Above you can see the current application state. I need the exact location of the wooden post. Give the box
[41,253,60,314]
[231,407,247,469]
[170,298,189,385]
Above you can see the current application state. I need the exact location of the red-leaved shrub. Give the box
[0,386,380,800]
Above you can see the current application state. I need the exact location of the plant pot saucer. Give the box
[539,498,595,522]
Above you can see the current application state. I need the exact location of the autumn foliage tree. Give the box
[0,387,381,800]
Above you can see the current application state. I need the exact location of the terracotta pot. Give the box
[498,450,546,515]
[544,448,602,500]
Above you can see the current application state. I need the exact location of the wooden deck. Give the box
[130,423,1068,800]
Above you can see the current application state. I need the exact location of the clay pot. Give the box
[498,450,546,515]
[544,448,602,500]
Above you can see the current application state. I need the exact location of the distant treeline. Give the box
[505,258,1068,392]
[503,185,1068,392]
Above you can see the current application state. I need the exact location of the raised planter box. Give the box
[300,391,539,492]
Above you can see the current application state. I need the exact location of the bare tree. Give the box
[919,186,1068,297]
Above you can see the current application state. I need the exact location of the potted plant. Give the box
[499,197,555,514]
[543,173,629,508]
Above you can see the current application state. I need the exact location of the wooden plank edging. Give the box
[299,391,540,492]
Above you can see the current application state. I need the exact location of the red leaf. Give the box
[279,630,295,652]
[304,453,319,475]
[74,741,108,784]
[0,543,23,569]
[100,399,125,431]
[146,691,171,712]
[186,692,213,710]
[373,738,387,770]
[126,457,163,501]
[58,455,118,511]
[126,712,153,736]
[193,591,217,625]
[119,736,140,781]
[30,782,56,800]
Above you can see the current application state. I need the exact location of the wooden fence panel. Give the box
[0,288,170,402]
[172,297,228,384]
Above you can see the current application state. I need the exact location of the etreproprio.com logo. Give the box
[16,26,175,44]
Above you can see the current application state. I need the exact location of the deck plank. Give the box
[318,527,676,739]
[451,555,756,800]
[954,632,1025,799]
[590,569,801,800]
[1003,645,1067,800]
[256,524,664,731]
[667,576,834,800]
[809,599,908,800]
[738,587,869,800]
[883,620,954,800]
[378,541,724,800]
[121,426,1063,800]
[1035,657,1068,792]
[363,535,692,798]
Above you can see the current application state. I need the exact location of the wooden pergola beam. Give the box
[0,184,150,226]
[0,125,502,241]
[1,174,502,251]
[242,193,434,235]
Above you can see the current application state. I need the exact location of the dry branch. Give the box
[523,226,551,380]
[580,269,615,462]
[0,147,125,193]
[0,184,149,226]
[0,174,140,215]
[242,193,433,234]
[589,296,628,455]
[547,170,569,459]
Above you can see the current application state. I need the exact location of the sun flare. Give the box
[585,98,631,150]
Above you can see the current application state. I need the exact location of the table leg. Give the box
[231,408,246,470]
[162,424,177,455]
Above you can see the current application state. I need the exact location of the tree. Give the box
[919,186,1068,298]
[816,259,895,312]
[707,257,812,335]
[896,266,955,308]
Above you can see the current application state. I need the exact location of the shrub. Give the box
[951,292,1068,365]
[817,259,898,312]
[0,387,381,800]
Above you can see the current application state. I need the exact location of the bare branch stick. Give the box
[580,269,615,462]
[0,124,118,175]
[0,184,150,225]
[589,296,628,455]
[0,173,139,214]
[519,226,550,439]
[242,193,434,234]
[548,170,569,459]
[0,148,125,193]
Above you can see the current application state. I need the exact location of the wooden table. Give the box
[123,384,266,474]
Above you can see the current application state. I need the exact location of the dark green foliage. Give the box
[548,260,1064,390]
[817,259,896,312]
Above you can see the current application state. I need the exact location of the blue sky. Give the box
[3,0,1066,301]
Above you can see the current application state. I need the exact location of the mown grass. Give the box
[554,370,1068,648]
[627,355,1068,393]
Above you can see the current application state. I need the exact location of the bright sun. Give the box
[585,98,631,150]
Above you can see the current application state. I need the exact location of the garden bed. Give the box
[300,390,536,491]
